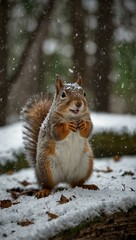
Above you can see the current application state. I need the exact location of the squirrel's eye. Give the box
[61,91,66,99]
[84,91,86,97]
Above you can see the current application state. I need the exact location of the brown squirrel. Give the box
[22,75,94,198]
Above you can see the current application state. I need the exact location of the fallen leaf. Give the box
[10,191,20,200]
[58,194,70,204]
[113,155,121,162]
[18,180,31,187]
[81,184,99,190]
[21,189,39,196]
[46,212,58,220]
[121,171,134,176]
[7,187,23,193]
[0,200,12,208]
[0,199,19,208]
[7,187,39,199]
[17,219,34,227]
[6,170,14,175]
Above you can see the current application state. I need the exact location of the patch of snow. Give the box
[85,40,97,55]
[0,156,136,239]
[69,68,74,73]
[91,113,136,135]
[42,39,58,55]
[114,27,135,43]
[0,122,23,165]
[83,0,98,13]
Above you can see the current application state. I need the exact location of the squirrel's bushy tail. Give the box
[22,94,52,167]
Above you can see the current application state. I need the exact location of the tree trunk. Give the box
[0,0,9,126]
[0,0,55,125]
[7,27,46,119]
[7,0,55,121]
[92,0,113,112]
[70,0,86,84]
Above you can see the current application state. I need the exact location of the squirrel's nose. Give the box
[75,101,82,108]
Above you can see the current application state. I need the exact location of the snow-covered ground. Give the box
[0,114,136,239]
[0,113,136,165]
[91,112,136,134]
[0,122,23,165]
[0,156,136,240]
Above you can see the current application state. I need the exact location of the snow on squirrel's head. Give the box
[54,74,89,119]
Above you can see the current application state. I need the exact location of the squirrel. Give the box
[22,75,94,198]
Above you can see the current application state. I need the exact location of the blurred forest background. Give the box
[0,0,136,126]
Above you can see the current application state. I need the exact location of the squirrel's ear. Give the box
[76,74,82,86]
[55,74,63,94]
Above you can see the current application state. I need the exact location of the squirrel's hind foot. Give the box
[35,189,51,199]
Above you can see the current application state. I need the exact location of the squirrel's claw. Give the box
[68,121,77,132]
[77,120,86,130]
[35,189,51,199]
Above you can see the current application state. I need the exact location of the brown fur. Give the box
[78,120,92,138]
[22,77,93,193]
[53,122,70,140]
[22,94,52,166]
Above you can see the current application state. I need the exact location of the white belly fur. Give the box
[50,131,92,185]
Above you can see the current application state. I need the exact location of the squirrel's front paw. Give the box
[68,121,77,132]
[77,120,86,130]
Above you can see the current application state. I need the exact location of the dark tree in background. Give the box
[0,0,9,126]
[92,0,113,112]
[8,0,55,121]
[0,0,55,126]
[70,0,86,83]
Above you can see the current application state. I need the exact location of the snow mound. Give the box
[91,113,136,135]
[0,122,23,165]
[0,156,136,240]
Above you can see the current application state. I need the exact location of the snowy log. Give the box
[53,207,136,240]
[91,132,136,158]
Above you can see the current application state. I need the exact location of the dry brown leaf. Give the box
[58,194,70,204]
[18,180,31,187]
[0,199,12,208]
[113,155,121,162]
[10,191,20,200]
[121,171,134,176]
[6,170,14,175]
[7,187,39,198]
[81,184,99,190]
[46,212,58,220]
[21,189,39,197]
[7,187,22,193]
[17,219,34,227]
[0,199,19,208]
